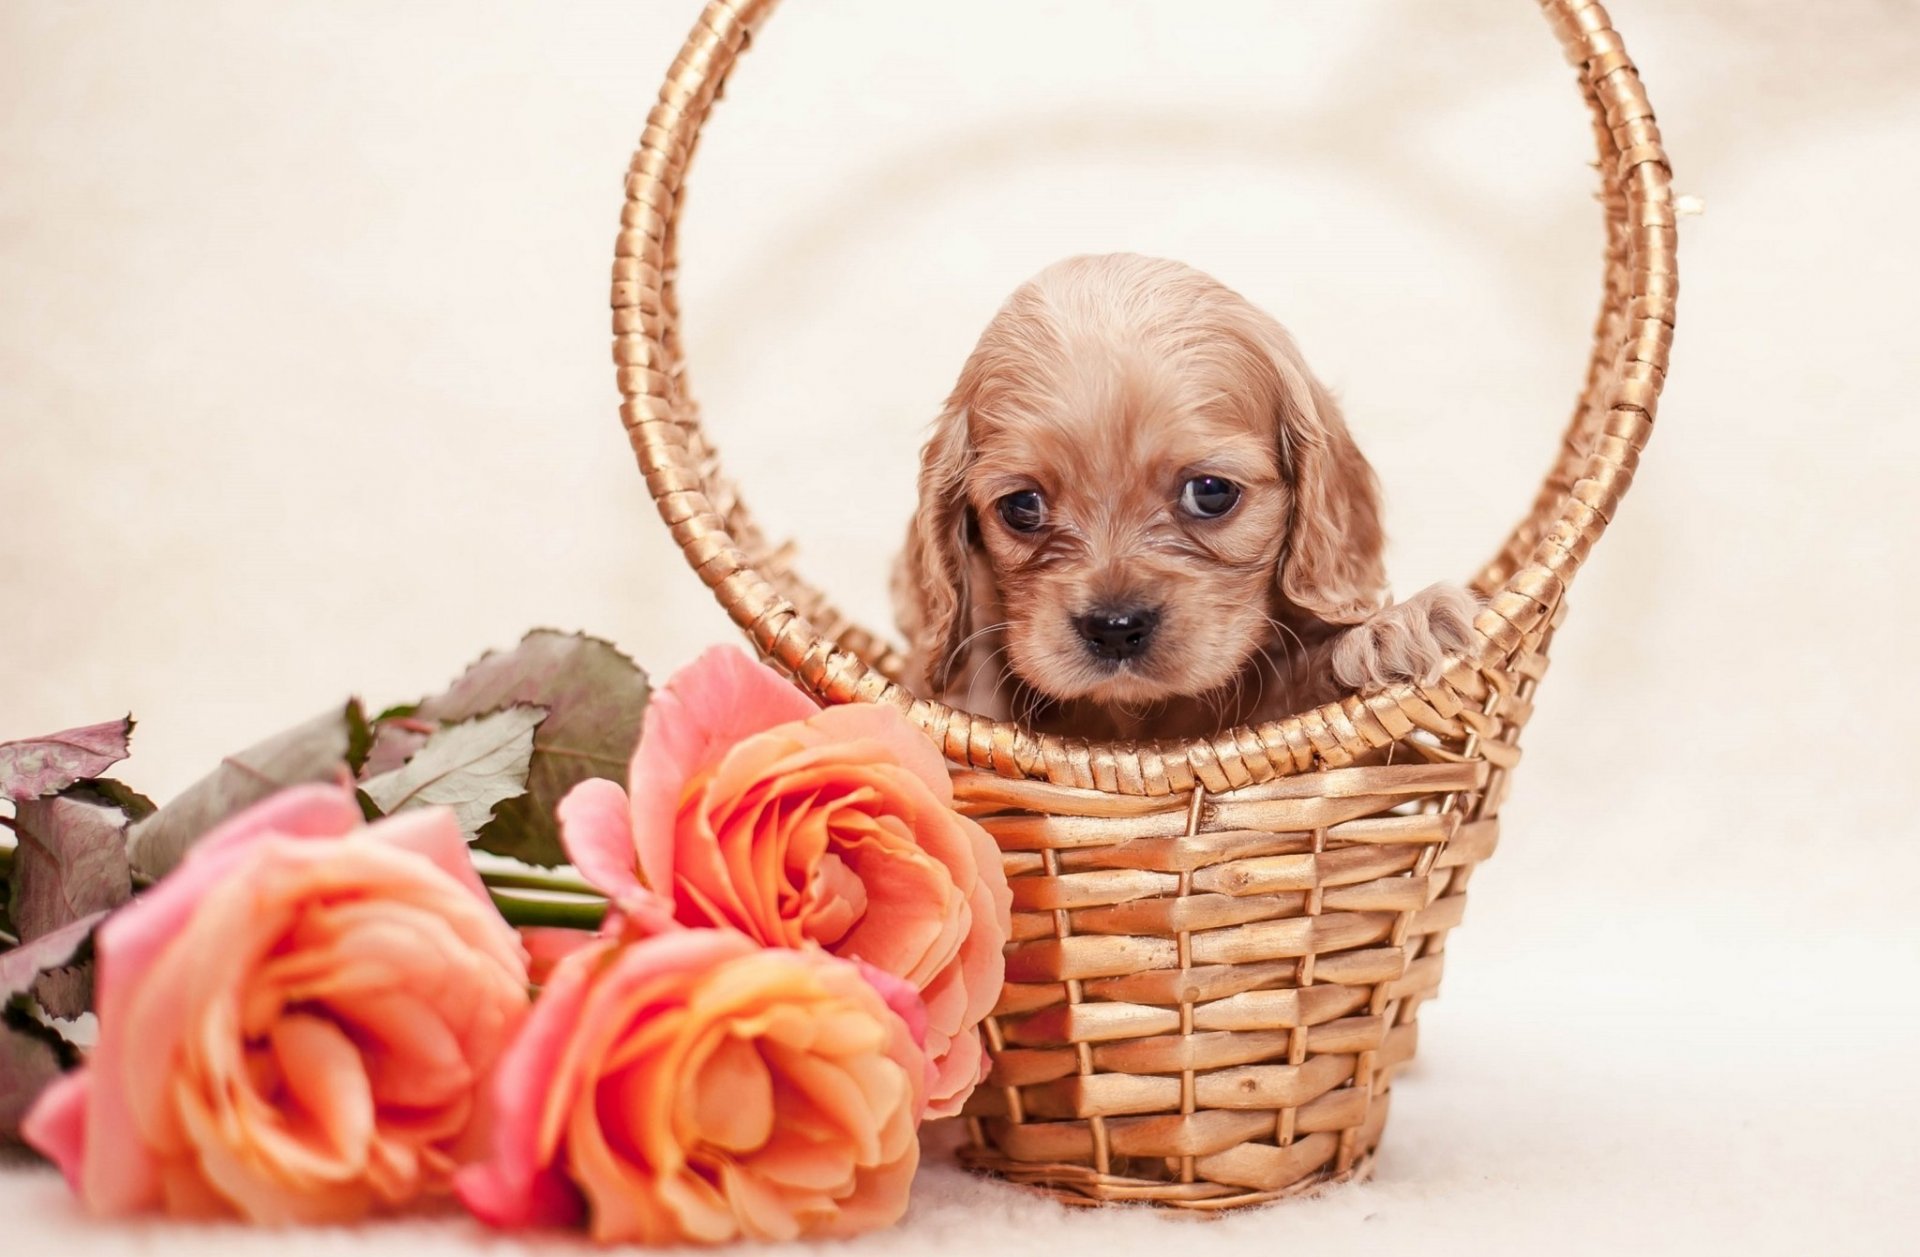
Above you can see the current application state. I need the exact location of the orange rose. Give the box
[557,646,1011,1117]
[21,786,530,1222]
[455,927,928,1244]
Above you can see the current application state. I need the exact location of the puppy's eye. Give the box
[1180,475,1240,519]
[997,490,1046,533]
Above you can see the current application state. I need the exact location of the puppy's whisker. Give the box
[1250,643,1289,720]
[1263,614,1310,670]
[1254,611,1300,655]
[953,621,1012,657]
[1014,680,1050,730]
[1223,652,1258,728]
[961,639,1013,702]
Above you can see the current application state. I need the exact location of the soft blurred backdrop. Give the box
[3,2,1916,1253]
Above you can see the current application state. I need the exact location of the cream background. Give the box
[3,2,1917,1253]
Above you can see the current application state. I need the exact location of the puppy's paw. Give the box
[1330,583,1482,690]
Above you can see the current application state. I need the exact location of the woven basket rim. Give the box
[613,0,1676,794]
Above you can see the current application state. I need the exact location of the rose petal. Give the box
[50,790,528,1222]
[78,789,367,1211]
[325,993,470,1109]
[454,1158,585,1231]
[21,1069,91,1189]
[718,1159,803,1242]
[794,706,955,803]
[175,1087,368,1224]
[744,1123,857,1192]
[849,959,930,1053]
[555,777,646,904]
[690,1034,774,1153]
[459,936,609,1229]
[628,648,817,894]
[459,935,926,1243]
[517,926,599,985]
[360,805,490,906]
[924,1025,989,1120]
[188,783,364,865]
[759,1044,885,1166]
[269,1013,376,1173]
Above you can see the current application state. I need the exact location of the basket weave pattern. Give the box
[614,0,1674,1208]
[950,678,1534,1205]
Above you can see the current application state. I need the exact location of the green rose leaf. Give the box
[359,706,544,842]
[372,631,650,867]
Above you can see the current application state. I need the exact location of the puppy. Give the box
[895,253,1478,742]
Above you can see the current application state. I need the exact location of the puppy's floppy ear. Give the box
[900,394,979,693]
[1251,319,1387,625]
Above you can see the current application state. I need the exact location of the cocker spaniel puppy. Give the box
[895,253,1477,741]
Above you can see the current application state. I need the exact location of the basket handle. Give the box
[611,0,1676,794]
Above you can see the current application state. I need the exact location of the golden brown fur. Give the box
[896,254,1477,740]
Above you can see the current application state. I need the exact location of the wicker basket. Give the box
[612,0,1676,1211]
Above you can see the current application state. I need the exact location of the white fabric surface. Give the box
[3,1,1917,1253]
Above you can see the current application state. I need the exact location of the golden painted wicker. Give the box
[612,0,1676,1211]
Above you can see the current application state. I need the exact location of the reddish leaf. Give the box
[9,793,134,942]
[360,718,432,780]
[126,701,364,881]
[29,967,92,1022]
[0,912,105,1003]
[1,1017,73,1143]
[8,790,133,1018]
[0,717,133,802]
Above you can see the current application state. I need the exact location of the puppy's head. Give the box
[904,254,1386,711]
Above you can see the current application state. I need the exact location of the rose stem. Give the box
[0,839,609,931]
[485,887,607,931]
[476,867,600,897]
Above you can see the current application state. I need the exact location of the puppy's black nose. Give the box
[1076,608,1159,662]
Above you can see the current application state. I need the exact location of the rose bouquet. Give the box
[0,637,1011,1244]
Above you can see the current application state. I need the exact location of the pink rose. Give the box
[22,785,530,1222]
[556,646,1012,1117]
[455,926,928,1244]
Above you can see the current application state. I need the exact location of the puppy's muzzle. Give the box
[1075,607,1160,663]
